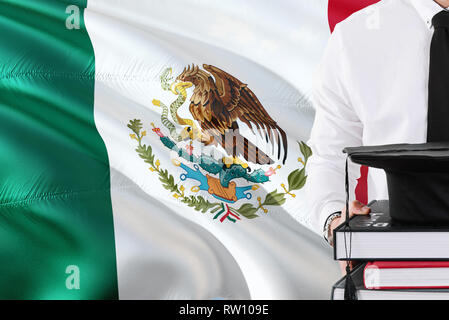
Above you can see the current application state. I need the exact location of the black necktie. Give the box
[428,11,449,142]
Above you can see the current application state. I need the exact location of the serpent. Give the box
[151,99,182,142]
[153,68,202,141]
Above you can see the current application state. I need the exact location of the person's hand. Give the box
[329,200,371,275]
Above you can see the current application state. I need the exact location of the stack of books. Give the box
[331,200,449,300]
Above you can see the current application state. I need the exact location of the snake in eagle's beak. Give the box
[170,81,193,95]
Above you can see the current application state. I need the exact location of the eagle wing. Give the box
[202,64,288,163]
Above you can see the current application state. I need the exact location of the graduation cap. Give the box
[343,142,449,224]
[339,142,449,300]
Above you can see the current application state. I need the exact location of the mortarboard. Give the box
[339,142,449,300]
[344,142,449,224]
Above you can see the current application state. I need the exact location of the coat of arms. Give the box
[128,64,311,223]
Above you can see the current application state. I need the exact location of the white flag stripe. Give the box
[85,0,339,299]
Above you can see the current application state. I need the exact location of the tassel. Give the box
[343,156,357,300]
[344,265,357,300]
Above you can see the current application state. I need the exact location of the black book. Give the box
[332,263,449,300]
[334,200,449,260]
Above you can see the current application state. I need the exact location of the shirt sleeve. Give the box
[305,24,363,235]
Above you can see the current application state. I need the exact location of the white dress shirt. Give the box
[306,0,448,235]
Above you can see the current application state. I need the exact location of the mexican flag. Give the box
[0,0,373,299]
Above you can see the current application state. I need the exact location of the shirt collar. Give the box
[410,0,448,29]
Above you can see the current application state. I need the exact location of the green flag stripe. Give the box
[0,0,118,299]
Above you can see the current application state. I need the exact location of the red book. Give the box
[364,261,449,290]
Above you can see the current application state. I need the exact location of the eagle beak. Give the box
[170,81,193,95]
[182,81,193,88]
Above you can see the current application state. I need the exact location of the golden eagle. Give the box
[176,64,288,165]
